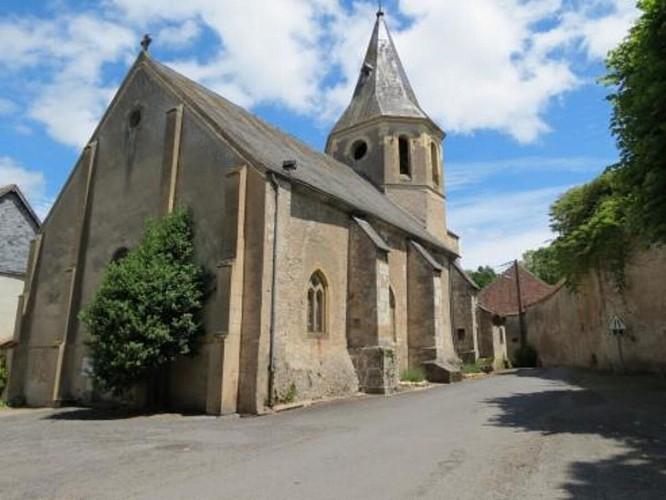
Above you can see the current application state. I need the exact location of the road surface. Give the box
[1,368,665,499]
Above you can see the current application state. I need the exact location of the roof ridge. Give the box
[516,262,555,288]
[142,57,454,254]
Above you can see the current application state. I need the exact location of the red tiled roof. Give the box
[478,264,554,316]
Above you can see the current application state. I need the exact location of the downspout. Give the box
[448,260,457,357]
[267,173,279,407]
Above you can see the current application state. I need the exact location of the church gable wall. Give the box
[67,69,247,407]
[9,159,88,405]
[12,66,251,410]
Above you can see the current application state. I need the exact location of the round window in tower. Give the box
[351,140,368,161]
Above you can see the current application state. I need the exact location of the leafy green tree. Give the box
[522,3,664,289]
[79,207,206,396]
[521,246,562,285]
[548,171,630,287]
[465,265,497,289]
[605,0,666,242]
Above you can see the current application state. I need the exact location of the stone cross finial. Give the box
[141,34,152,52]
[377,0,384,17]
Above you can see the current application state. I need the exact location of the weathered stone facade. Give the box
[8,13,464,414]
[450,263,480,362]
[476,306,508,371]
[524,247,666,374]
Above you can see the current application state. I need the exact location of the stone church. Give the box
[7,11,468,414]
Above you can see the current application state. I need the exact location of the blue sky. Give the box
[0,0,638,268]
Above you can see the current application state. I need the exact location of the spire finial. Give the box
[140,34,152,53]
[376,0,384,17]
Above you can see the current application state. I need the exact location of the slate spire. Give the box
[330,11,430,134]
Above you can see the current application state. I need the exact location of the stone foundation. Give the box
[349,346,398,394]
[422,360,462,384]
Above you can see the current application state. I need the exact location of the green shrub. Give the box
[462,358,494,375]
[461,363,482,374]
[401,368,426,383]
[280,382,298,404]
[7,395,25,408]
[478,358,494,373]
[513,345,538,367]
[79,207,207,396]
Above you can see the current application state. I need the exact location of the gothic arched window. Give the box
[307,271,327,334]
[431,142,440,186]
[398,136,411,177]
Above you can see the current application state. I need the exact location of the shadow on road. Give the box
[43,407,205,421]
[486,368,666,499]
[44,407,156,420]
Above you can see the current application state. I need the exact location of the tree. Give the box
[521,246,562,285]
[605,0,666,242]
[548,171,630,287]
[79,207,206,396]
[465,265,497,289]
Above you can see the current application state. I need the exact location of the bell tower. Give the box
[326,9,448,244]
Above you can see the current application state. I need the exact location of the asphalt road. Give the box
[1,368,665,499]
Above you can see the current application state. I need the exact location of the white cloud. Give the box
[446,156,609,191]
[0,157,52,219]
[0,1,639,148]
[156,20,202,49]
[563,0,639,60]
[449,186,568,269]
[111,0,341,113]
[393,0,637,142]
[458,227,555,271]
[0,14,135,148]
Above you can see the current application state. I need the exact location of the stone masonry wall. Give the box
[525,247,666,374]
[272,185,359,404]
[450,265,478,362]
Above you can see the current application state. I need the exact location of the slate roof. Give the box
[410,241,444,271]
[331,12,433,135]
[144,56,454,254]
[0,184,40,228]
[478,264,554,316]
[352,216,391,252]
[0,184,40,276]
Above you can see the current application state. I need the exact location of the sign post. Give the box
[609,315,626,373]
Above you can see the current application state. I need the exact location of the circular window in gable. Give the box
[351,140,368,161]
